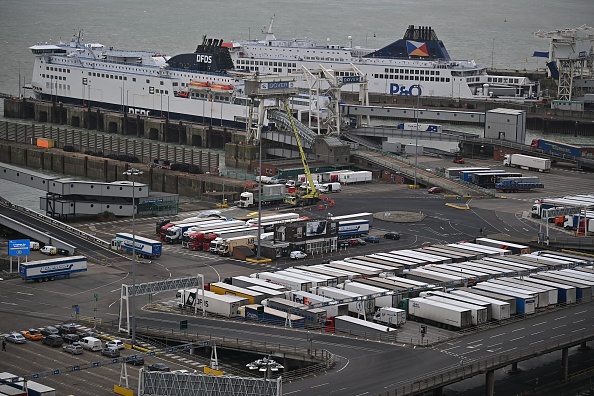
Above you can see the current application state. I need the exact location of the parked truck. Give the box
[176,288,247,318]
[401,297,473,330]
[112,233,162,258]
[209,282,266,304]
[218,235,257,256]
[503,154,551,172]
[340,281,396,308]
[238,191,286,208]
[242,304,305,328]
[0,372,56,396]
[231,275,289,292]
[255,272,312,291]
[530,139,584,158]
[166,220,229,244]
[311,286,375,316]
[338,219,370,239]
[373,307,407,327]
[333,315,398,337]
[264,298,328,328]
[495,177,544,192]
[20,256,87,282]
[287,290,349,318]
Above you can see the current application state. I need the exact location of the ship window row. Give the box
[190,92,231,102]
[46,66,70,73]
[46,82,70,91]
[487,77,520,84]
[375,74,450,83]
[335,72,356,77]
[385,68,441,76]
[87,71,128,81]
[42,74,67,81]
[236,59,297,68]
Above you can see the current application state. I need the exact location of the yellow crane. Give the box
[283,99,320,207]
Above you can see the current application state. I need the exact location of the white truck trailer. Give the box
[340,281,396,308]
[373,307,407,327]
[255,272,312,291]
[407,297,473,330]
[449,289,511,320]
[175,288,247,318]
[287,290,349,318]
[312,286,375,316]
[20,256,87,282]
[503,154,551,172]
[333,315,398,337]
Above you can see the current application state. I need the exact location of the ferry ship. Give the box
[28,32,324,129]
[227,18,540,100]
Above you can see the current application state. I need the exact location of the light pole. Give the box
[256,133,262,259]
[123,167,143,347]
[413,85,422,188]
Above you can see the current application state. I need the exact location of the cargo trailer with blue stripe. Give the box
[471,283,536,314]
[242,304,305,328]
[20,255,87,282]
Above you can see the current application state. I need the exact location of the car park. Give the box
[364,235,380,243]
[125,355,145,366]
[63,344,83,355]
[21,329,43,341]
[290,251,307,260]
[41,326,59,337]
[427,186,443,194]
[106,340,125,350]
[42,334,64,347]
[147,362,170,372]
[384,232,401,240]
[101,347,120,358]
[6,333,26,344]
[62,334,80,344]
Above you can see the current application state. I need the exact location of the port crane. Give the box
[282,99,320,207]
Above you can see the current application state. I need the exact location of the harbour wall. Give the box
[0,141,249,203]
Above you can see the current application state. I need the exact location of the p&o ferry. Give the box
[227,17,540,100]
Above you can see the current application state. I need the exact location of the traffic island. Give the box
[246,257,272,264]
[373,211,426,223]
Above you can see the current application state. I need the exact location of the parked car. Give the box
[63,344,83,355]
[290,251,307,260]
[125,355,145,366]
[147,362,171,372]
[6,333,26,344]
[428,186,443,194]
[21,329,43,341]
[42,334,64,347]
[40,326,60,337]
[355,238,367,246]
[384,232,401,240]
[171,369,190,374]
[79,330,100,339]
[58,323,78,335]
[346,238,360,246]
[101,347,120,358]
[106,339,125,350]
[62,334,80,344]
[364,235,380,243]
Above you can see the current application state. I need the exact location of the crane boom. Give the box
[283,99,319,206]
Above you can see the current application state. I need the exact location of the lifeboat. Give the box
[210,84,234,91]
[189,81,211,88]
[177,91,189,98]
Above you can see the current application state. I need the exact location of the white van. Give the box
[80,336,102,351]
[320,182,341,193]
[29,241,40,250]
[40,245,57,255]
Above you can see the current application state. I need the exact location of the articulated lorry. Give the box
[176,288,247,317]
[182,221,247,250]
[217,235,257,256]
[530,139,584,158]
[20,256,87,282]
[112,233,162,259]
[165,219,231,244]
[242,304,305,328]
[333,315,398,337]
[263,298,328,328]
[401,297,473,330]
[238,191,286,208]
[503,154,551,172]
[495,177,544,192]
[208,282,266,304]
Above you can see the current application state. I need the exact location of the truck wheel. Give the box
[50,276,55,281]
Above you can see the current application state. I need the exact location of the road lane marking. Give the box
[574,319,585,324]
[531,330,544,336]
[355,393,369,396]
[551,334,564,339]
[510,336,524,342]
[532,321,546,327]
[530,340,544,345]
[490,333,505,338]
[512,327,524,332]
[466,344,482,348]
[15,291,33,296]
[467,339,483,344]
[500,347,517,354]
[0,302,17,306]
[552,324,566,330]
[574,310,586,315]
[331,388,348,394]
[555,316,566,320]
[572,328,586,333]
[486,342,502,348]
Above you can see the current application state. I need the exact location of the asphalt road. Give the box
[0,182,592,395]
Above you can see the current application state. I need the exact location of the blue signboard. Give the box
[9,239,30,257]
[261,81,292,90]
[341,76,361,84]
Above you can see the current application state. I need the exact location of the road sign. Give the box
[180,320,188,330]
[94,293,99,301]
[8,239,30,257]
